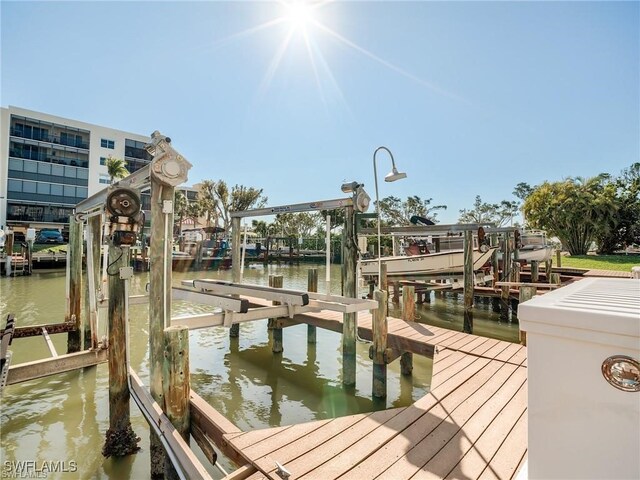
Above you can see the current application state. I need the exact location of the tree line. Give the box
[107,156,639,256]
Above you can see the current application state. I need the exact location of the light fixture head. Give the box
[385,167,407,183]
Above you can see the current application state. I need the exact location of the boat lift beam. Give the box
[187,279,310,306]
[172,279,378,330]
[230,182,371,218]
[357,224,518,236]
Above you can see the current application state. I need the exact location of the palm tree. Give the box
[105,156,129,183]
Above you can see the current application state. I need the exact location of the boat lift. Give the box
[172,182,378,334]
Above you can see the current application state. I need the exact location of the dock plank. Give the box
[189,292,528,480]
[413,369,527,479]
[445,382,527,480]
[375,361,523,480]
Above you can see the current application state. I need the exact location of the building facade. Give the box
[0,106,152,233]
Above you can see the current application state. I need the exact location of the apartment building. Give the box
[0,106,152,232]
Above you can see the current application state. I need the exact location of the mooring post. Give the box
[550,272,561,285]
[402,285,415,321]
[400,286,414,376]
[372,289,388,398]
[380,262,388,301]
[271,275,284,354]
[66,215,83,353]
[500,232,511,322]
[103,244,140,457]
[531,260,539,283]
[145,132,191,478]
[463,230,474,334]
[556,248,562,268]
[163,325,190,479]
[84,215,102,350]
[149,181,176,474]
[518,286,537,345]
[544,259,552,282]
[229,216,242,339]
[307,269,318,343]
[392,282,400,304]
[491,232,499,286]
[342,206,357,386]
[4,231,14,276]
[267,275,275,331]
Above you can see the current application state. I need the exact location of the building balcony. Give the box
[9,149,89,169]
[10,128,89,150]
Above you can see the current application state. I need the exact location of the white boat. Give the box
[517,231,555,262]
[360,246,497,278]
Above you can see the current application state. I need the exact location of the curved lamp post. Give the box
[373,146,407,282]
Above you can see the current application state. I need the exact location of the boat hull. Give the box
[360,247,496,277]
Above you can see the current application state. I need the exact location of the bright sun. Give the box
[284,2,314,31]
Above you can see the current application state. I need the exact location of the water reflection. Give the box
[0,264,517,478]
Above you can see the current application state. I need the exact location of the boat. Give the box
[517,231,555,262]
[360,246,497,278]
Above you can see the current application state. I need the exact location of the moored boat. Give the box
[360,246,497,278]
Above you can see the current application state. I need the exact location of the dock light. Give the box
[105,187,143,246]
[373,146,408,282]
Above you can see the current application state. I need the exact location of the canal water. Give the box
[0,264,520,479]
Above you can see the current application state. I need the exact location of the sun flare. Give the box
[284,2,314,32]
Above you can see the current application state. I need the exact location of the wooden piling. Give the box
[342,206,357,386]
[148,180,174,477]
[163,325,190,479]
[66,215,83,353]
[307,269,318,344]
[463,230,474,334]
[372,289,388,398]
[490,233,499,286]
[549,272,561,285]
[392,282,400,304]
[556,248,562,268]
[102,244,140,458]
[380,263,388,298]
[229,217,241,338]
[500,232,511,322]
[530,260,539,283]
[400,286,413,321]
[84,215,101,350]
[518,286,537,345]
[4,232,13,276]
[400,286,414,376]
[271,275,283,354]
[544,259,552,282]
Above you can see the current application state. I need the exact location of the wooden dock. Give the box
[223,328,525,479]
[194,301,528,480]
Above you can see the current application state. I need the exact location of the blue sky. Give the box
[2,1,638,223]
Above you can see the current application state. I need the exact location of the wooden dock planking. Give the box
[411,370,527,479]
[445,385,527,480]
[194,293,528,479]
[477,410,527,480]
[374,360,524,480]
[310,357,517,480]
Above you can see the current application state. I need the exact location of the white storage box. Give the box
[519,278,640,479]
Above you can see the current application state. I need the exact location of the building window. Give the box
[99,175,111,184]
[101,139,115,149]
[100,156,107,166]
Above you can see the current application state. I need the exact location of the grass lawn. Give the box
[559,254,640,272]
